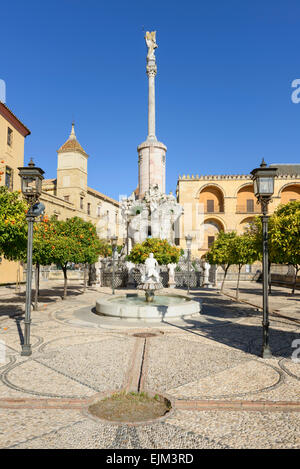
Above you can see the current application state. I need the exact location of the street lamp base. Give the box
[261,345,272,359]
[21,345,32,356]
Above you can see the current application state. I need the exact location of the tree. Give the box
[246,201,300,294]
[31,215,59,309]
[269,201,300,294]
[205,231,237,292]
[49,217,103,298]
[230,233,258,299]
[29,216,104,301]
[128,238,181,265]
[0,186,28,260]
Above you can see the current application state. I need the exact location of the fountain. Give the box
[95,254,201,321]
[137,253,163,302]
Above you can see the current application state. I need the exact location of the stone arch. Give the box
[195,183,226,198]
[240,216,255,233]
[278,183,300,203]
[234,182,254,197]
[202,217,225,250]
[236,184,257,214]
[198,185,225,213]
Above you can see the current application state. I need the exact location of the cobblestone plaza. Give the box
[0,282,299,449]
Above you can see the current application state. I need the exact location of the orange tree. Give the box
[230,233,258,299]
[269,201,300,294]
[32,216,103,299]
[246,201,300,294]
[0,186,28,261]
[128,238,182,265]
[205,231,238,292]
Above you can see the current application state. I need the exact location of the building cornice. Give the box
[0,102,31,137]
[178,173,300,181]
[87,187,119,207]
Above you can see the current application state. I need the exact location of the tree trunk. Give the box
[221,265,230,292]
[292,265,299,295]
[83,263,87,292]
[236,265,242,300]
[62,265,68,299]
[33,263,40,311]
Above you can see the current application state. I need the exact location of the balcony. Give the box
[236,204,261,214]
[204,209,224,214]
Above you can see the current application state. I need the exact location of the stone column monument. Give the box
[138,31,167,199]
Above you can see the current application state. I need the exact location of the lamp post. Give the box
[110,235,118,295]
[18,159,45,356]
[185,234,193,295]
[251,159,277,359]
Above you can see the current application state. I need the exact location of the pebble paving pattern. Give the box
[0,286,299,449]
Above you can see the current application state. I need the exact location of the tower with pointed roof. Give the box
[56,123,89,210]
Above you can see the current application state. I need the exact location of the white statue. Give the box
[167,263,177,288]
[144,253,160,283]
[145,31,158,61]
[203,261,212,288]
[125,261,136,287]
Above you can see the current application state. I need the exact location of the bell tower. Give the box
[56,123,89,210]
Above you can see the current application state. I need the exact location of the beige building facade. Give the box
[176,165,300,258]
[0,103,30,284]
[0,118,120,285]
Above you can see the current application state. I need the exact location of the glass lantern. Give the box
[18,159,44,204]
[185,234,193,249]
[251,160,277,199]
[110,235,118,249]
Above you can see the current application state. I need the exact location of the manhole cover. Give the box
[133,332,157,338]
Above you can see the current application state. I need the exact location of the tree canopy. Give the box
[0,186,28,260]
[128,238,182,265]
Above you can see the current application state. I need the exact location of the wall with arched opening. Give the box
[240,216,255,233]
[280,184,300,204]
[236,185,258,214]
[199,186,224,213]
[202,218,225,249]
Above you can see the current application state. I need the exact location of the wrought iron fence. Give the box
[100,263,205,289]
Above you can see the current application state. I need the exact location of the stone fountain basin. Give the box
[95,293,201,321]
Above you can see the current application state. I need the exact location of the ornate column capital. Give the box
[146,64,157,78]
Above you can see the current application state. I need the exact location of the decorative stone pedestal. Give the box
[138,140,167,199]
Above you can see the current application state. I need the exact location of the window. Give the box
[208,236,215,248]
[97,205,101,217]
[7,128,13,146]
[87,203,91,215]
[80,197,84,210]
[247,199,254,213]
[5,166,13,189]
[64,195,70,202]
[207,200,214,213]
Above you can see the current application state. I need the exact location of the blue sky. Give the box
[1,0,300,200]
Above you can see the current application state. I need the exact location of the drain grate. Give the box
[133,333,157,338]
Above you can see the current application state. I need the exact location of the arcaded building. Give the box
[176,165,300,258]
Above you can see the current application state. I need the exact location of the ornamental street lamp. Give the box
[110,235,118,295]
[185,234,193,295]
[251,159,277,359]
[18,159,45,356]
